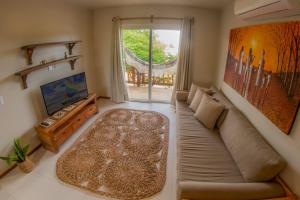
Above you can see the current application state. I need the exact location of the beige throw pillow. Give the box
[194,94,225,129]
[187,83,215,105]
[189,88,204,112]
[187,83,198,104]
[219,108,286,182]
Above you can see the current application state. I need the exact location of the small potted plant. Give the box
[0,139,34,173]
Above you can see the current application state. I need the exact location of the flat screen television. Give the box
[41,72,88,115]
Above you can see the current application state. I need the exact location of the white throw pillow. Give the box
[187,83,198,104]
[189,88,205,112]
[194,94,225,129]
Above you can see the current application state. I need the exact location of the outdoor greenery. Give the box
[122,30,176,64]
[0,139,30,165]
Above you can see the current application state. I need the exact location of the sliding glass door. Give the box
[151,29,180,102]
[122,29,151,101]
[122,27,180,102]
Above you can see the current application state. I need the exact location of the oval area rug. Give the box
[56,108,169,200]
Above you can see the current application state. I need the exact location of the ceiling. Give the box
[64,0,233,10]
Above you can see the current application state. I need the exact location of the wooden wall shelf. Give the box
[15,55,82,89]
[21,40,81,64]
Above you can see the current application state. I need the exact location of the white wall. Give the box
[215,2,300,196]
[93,5,221,97]
[0,0,95,173]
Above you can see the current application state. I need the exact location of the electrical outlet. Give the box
[48,65,54,71]
[0,96,4,105]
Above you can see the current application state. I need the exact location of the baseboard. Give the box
[97,96,111,100]
[0,143,42,179]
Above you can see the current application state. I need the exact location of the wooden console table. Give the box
[35,93,98,153]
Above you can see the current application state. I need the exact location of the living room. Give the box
[0,0,300,199]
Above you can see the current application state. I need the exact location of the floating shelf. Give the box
[15,55,82,89]
[21,40,81,64]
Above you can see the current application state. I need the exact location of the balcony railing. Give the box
[126,66,175,87]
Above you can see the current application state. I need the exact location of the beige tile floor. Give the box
[0,99,177,200]
[127,85,173,102]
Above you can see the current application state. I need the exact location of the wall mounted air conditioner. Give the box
[234,0,300,20]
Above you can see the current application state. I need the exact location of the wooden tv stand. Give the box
[35,93,98,153]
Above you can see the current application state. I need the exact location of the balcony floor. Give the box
[127,84,173,102]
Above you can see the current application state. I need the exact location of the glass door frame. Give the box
[148,27,153,102]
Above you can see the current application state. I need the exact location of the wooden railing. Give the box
[126,66,174,87]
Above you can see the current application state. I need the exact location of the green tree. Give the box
[122,30,176,64]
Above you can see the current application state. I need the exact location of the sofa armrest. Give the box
[180,181,285,200]
[176,90,189,102]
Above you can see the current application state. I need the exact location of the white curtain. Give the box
[111,17,129,103]
[171,17,193,104]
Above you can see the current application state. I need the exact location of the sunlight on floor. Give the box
[127,85,173,102]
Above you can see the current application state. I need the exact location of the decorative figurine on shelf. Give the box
[40,60,47,65]
[64,52,68,59]
[0,139,35,173]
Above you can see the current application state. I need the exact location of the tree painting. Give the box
[224,21,300,134]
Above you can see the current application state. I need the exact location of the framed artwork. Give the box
[224,21,300,134]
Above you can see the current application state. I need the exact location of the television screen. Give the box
[41,72,88,115]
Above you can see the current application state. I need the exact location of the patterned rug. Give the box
[56,109,169,200]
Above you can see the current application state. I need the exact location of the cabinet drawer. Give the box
[55,125,74,145]
[72,114,86,130]
[84,104,97,118]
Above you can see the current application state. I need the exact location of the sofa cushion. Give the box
[189,88,205,112]
[180,181,285,200]
[176,90,189,102]
[194,94,225,129]
[187,83,215,105]
[210,87,234,128]
[187,83,198,104]
[177,102,244,183]
[219,108,286,182]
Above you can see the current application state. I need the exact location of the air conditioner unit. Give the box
[234,0,300,20]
